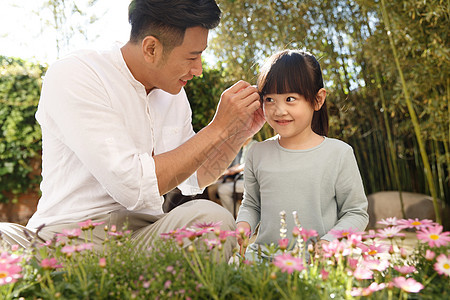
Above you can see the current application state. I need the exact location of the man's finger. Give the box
[226,80,251,94]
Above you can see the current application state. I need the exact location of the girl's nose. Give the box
[274,103,287,116]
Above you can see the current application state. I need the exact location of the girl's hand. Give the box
[236,222,251,255]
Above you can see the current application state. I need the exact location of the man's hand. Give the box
[210,81,264,141]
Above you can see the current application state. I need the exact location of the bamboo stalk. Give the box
[434,140,445,205]
[447,77,450,176]
[364,7,406,216]
[379,0,441,224]
[374,70,406,217]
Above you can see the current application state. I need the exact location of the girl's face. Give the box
[263,92,316,148]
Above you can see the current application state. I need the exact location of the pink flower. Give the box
[203,239,220,250]
[392,276,424,293]
[377,217,398,227]
[362,257,390,272]
[347,234,363,248]
[60,228,82,239]
[394,265,416,275]
[192,221,222,230]
[292,226,301,237]
[218,230,236,243]
[353,266,373,280]
[273,253,305,274]
[173,228,200,241]
[164,280,172,289]
[322,240,351,258]
[76,243,94,252]
[346,257,358,270]
[434,253,450,277]
[61,245,77,254]
[99,257,106,268]
[388,245,395,255]
[367,282,386,293]
[166,266,174,273]
[160,226,187,239]
[108,230,131,239]
[350,282,386,297]
[320,269,329,280]
[78,219,105,230]
[0,263,22,285]
[330,228,364,240]
[363,229,377,240]
[360,243,388,257]
[425,249,436,261]
[397,218,435,230]
[416,225,450,248]
[399,247,409,259]
[299,228,318,241]
[40,258,63,270]
[0,252,21,265]
[376,227,405,239]
[278,238,289,250]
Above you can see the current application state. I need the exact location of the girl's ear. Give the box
[314,88,327,111]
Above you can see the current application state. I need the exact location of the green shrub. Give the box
[0,56,46,203]
[185,63,231,133]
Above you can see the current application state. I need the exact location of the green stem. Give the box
[1,282,14,300]
[379,0,441,224]
[273,276,290,300]
[44,270,56,296]
[182,248,218,300]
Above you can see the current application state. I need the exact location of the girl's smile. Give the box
[275,119,293,125]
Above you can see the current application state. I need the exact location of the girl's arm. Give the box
[321,147,369,241]
[235,146,261,250]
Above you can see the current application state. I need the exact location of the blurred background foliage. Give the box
[0,56,45,202]
[0,0,448,218]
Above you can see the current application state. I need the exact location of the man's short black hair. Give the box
[128,0,221,53]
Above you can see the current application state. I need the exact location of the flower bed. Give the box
[1,216,449,299]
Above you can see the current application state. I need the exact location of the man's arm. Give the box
[153,80,264,195]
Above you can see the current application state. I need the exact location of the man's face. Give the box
[152,26,208,95]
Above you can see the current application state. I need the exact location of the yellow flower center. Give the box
[0,272,8,279]
[430,234,439,240]
[285,261,294,266]
[443,263,450,270]
[411,221,421,226]
[342,232,349,236]
[368,250,378,255]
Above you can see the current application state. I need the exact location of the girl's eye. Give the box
[286,96,296,102]
[264,97,274,103]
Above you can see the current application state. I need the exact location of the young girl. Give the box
[236,50,369,260]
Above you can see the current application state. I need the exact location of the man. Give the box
[2,0,264,259]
